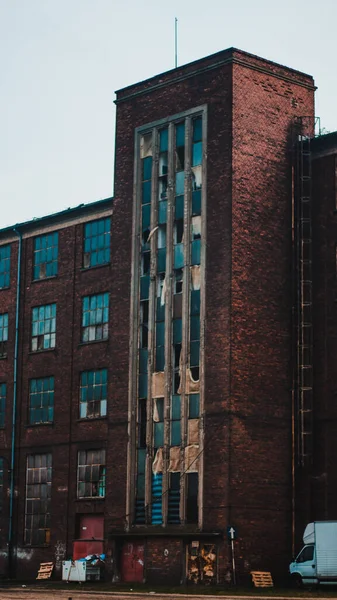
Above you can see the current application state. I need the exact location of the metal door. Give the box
[121,541,144,582]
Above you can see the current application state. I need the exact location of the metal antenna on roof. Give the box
[175,17,178,68]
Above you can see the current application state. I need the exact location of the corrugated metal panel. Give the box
[151,473,163,524]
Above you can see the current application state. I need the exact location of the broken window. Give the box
[0,245,10,289]
[82,293,109,342]
[0,383,5,428]
[29,377,54,424]
[174,269,183,294]
[31,303,56,351]
[79,369,107,419]
[33,232,58,279]
[157,226,166,273]
[77,449,106,498]
[0,312,8,358]
[186,473,198,523]
[154,397,164,447]
[25,453,52,545]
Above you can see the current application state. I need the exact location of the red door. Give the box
[121,541,144,582]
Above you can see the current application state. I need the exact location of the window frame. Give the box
[79,369,108,419]
[0,312,8,358]
[31,303,56,352]
[29,376,54,425]
[24,453,52,546]
[0,245,11,289]
[81,293,109,343]
[77,449,106,499]
[83,217,111,269]
[33,232,59,281]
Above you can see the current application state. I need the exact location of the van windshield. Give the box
[297,545,314,562]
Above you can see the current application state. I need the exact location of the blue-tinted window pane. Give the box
[190,316,200,342]
[176,123,185,147]
[191,290,200,315]
[193,117,202,142]
[82,293,109,342]
[33,233,58,279]
[0,245,11,288]
[155,346,165,371]
[190,341,200,367]
[158,200,167,224]
[29,377,54,424]
[139,349,148,374]
[192,191,201,216]
[172,395,181,420]
[31,304,56,351]
[142,181,152,204]
[157,248,166,273]
[143,156,152,180]
[189,394,200,418]
[175,172,184,195]
[140,275,150,300]
[191,239,201,266]
[159,128,168,152]
[171,421,181,446]
[154,422,164,447]
[79,368,108,419]
[142,204,151,230]
[174,244,184,269]
[83,218,111,268]
[192,142,202,167]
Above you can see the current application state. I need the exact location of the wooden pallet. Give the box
[36,562,54,580]
[250,571,274,588]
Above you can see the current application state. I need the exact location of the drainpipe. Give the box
[8,227,22,577]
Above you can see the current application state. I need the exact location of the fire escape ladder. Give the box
[296,127,313,467]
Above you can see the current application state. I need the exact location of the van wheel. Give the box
[291,574,303,588]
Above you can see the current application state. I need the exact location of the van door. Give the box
[295,544,316,584]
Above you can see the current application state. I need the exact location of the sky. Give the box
[1,0,337,228]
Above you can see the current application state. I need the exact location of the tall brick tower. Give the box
[108,48,315,583]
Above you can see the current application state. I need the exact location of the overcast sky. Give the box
[1,0,336,228]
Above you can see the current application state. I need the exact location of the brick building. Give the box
[0,46,335,584]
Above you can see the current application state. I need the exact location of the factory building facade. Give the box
[0,47,335,584]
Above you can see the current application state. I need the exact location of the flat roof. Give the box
[115,46,315,103]
[0,197,113,237]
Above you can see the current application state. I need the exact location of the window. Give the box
[0,383,5,428]
[82,293,109,342]
[25,454,52,545]
[77,450,106,498]
[29,377,54,424]
[80,369,107,419]
[83,218,111,268]
[0,313,8,357]
[33,232,58,279]
[297,545,314,563]
[31,304,56,351]
[0,245,10,289]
